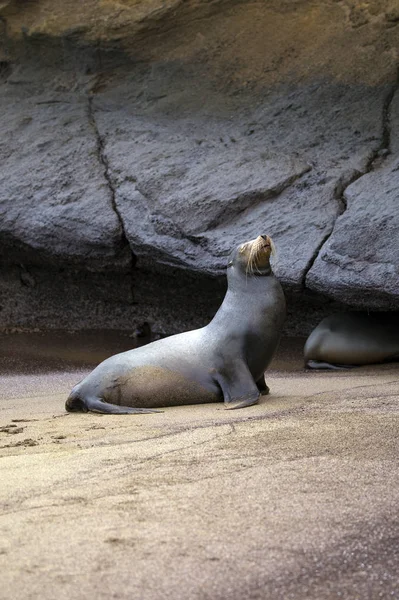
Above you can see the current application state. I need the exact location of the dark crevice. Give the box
[87,93,136,300]
[333,168,363,213]
[0,60,12,81]
[381,67,399,153]
[300,229,334,288]
[301,67,399,288]
[0,17,12,82]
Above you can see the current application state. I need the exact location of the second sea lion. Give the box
[304,312,399,369]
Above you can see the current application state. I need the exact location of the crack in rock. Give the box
[380,67,399,154]
[87,94,136,297]
[302,68,399,289]
[87,95,131,249]
[300,229,336,288]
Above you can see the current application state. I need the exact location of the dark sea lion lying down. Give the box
[66,235,286,414]
[305,312,399,369]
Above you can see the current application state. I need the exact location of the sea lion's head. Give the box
[227,235,275,277]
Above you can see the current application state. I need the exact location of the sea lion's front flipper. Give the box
[214,360,260,410]
[65,395,161,415]
[256,375,270,395]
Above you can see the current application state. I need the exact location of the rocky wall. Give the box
[0,0,398,334]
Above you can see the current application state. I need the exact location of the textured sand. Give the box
[0,336,398,600]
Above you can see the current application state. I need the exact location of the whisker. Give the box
[244,236,275,276]
[247,242,257,275]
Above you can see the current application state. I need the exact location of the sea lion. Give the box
[304,312,399,370]
[66,235,286,414]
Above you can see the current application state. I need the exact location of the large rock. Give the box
[92,78,387,291]
[0,76,130,270]
[306,91,399,308]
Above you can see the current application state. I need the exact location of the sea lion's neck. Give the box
[227,268,272,292]
[209,274,279,333]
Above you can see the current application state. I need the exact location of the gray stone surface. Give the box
[95,100,311,275]
[0,73,129,271]
[94,79,387,289]
[307,91,399,308]
[307,164,399,307]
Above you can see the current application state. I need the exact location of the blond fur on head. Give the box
[245,235,276,275]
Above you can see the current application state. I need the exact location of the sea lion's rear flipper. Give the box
[214,360,260,410]
[65,394,161,415]
[305,360,356,370]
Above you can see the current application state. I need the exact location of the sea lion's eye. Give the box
[227,260,233,267]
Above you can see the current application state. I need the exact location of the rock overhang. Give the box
[0,0,398,330]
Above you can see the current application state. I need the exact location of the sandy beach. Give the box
[0,334,398,600]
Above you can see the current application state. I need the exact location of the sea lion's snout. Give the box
[258,234,272,249]
[237,234,274,274]
[228,234,275,274]
[252,234,274,256]
[260,235,277,258]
